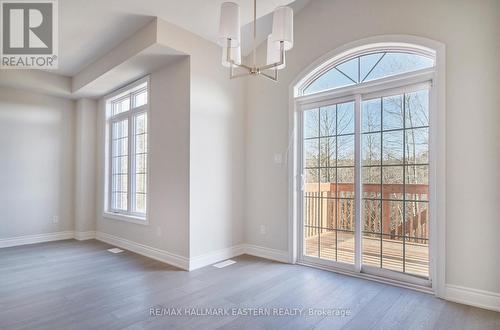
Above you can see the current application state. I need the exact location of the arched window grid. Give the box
[297,46,435,97]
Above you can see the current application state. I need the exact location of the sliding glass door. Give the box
[361,90,429,278]
[300,87,431,283]
[303,100,356,265]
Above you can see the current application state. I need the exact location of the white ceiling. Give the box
[57,0,309,76]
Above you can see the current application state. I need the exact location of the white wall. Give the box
[245,0,500,295]
[0,70,72,99]
[156,19,246,258]
[187,32,246,258]
[96,58,191,258]
[0,88,75,238]
[95,19,246,262]
[75,99,97,234]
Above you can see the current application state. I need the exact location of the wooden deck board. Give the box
[305,231,429,277]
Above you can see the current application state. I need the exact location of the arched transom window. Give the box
[298,47,435,96]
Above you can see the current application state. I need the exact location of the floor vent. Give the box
[107,248,124,254]
[213,260,236,268]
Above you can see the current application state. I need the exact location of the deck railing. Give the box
[304,183,428,241]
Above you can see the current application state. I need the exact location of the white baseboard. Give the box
[189,245,245,271]
[0,231,74,248]
[188,244,289,270]
[94,231,189,270]
[74,231,96,241]
[0,231,287,272]
[445,284,500,312]
[243,244,289,263]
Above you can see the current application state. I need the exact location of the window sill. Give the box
[103,212,149,225]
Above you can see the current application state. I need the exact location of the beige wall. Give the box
[245,0,500,294]
[0,88,75,238]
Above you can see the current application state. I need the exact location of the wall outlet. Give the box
[52,216,59,224]
[156,226,162,237]
[259,224,267,235]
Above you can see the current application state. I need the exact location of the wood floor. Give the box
[0,240,498,330]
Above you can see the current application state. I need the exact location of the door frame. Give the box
[287,35,446,296]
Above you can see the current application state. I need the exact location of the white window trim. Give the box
[288,36,446,297]
[103,76,150,225]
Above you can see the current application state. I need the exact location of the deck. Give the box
[305,231,429,278]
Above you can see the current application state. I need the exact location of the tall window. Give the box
[298,45,435,283]
[105,78,149,220]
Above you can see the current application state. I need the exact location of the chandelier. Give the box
[218,0,294,81]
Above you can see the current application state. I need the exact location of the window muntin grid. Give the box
[134,113,148,214]
[111,119,129,211]
[107,81,149,219]
[303,101,356,264]
[302,52,434,96]
[361,89,429,278]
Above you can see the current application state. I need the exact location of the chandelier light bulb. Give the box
[218,2,241,47]
[271,6,294,51]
